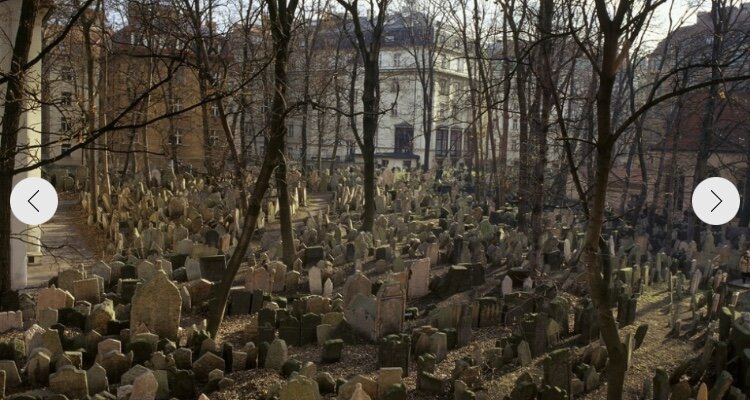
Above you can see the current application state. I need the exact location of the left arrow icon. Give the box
[27,189,40,212]
[10,177,58,225]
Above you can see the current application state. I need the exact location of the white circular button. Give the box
[692,177,740,225]
[10,177,58,225]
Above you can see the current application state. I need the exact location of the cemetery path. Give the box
[28,196,107,289]
[254,192,335,239]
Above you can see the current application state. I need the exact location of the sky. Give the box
[647,0,711,42]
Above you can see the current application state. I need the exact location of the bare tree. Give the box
[336,0,390,232]
[207,0,299,336]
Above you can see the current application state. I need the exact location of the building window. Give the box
[60,117,72,133]
[450,127,462,158]
[391,102,398,117]
[441,55,448,69]
[512,118,519,130]
[170,128,183,145]
[61,92,73,106]
[208,129,220,146]
[60,66,74,81]
[393,52,401,67]
[457,59,464,72]
[391,79,400,93]
[436,127,449,157]
[287,124,294,138]
[439,79,448,95]
[464,128,474,156]
[170,98,182,113]
[211,104,220,117]
[394,124,414,155]
[60,141,72,156]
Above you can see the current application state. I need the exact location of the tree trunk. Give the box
[276,152,296,268]
[208,0,298,337]
[689,0,725,242]
[359,58,380,232]
[300,92,309,174]
[740,138,750,227]
[317,110,324,173]
[529,0,554,273]
[83,12,98,217]
[0,0,38,293]
[583,24,628,400]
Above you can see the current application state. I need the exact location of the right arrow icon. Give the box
[710,189,723,212]
[692,177,740,225]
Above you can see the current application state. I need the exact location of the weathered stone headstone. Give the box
[130,369,158,400]
[518,340,532,366]
[653,368,670,400]
[501,275,513,297]
[265,339,288,371]
[279,374,320,400]
[408,258,430,299]
[36,286,74,310]
[0,360,20,387]
[200,255,227,283]
[322,339,344,363]
[378,334,410,376]
[192,352,225,381]
[130,271,181,340]
[49,365,89,399]
[376,281,406,338]
[343,272,372,308]
[309,266,323,295]
[27,348,51,386]
[543,348,571,396]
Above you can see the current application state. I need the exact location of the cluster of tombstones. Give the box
[11,164,750,399]
[642,309,750,400]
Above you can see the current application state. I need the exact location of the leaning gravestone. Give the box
[130,271,181,341]
[49,365,89,399]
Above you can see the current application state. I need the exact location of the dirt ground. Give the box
[210,280,719,400]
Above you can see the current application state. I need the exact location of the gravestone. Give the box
[200,255,227,283]
[304,247,325,266]
[130,271,181,341]
[501,276,513,297]
[543,348,571,396]
[343,272,372,308]
[309,266,323,295]
[378,334,410,376]
[376,282,406,338]
[409,258,430,299]
[265,339,288,371]
[49,365,89,399]
[279,375,320,400]
[73,278,101,304]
